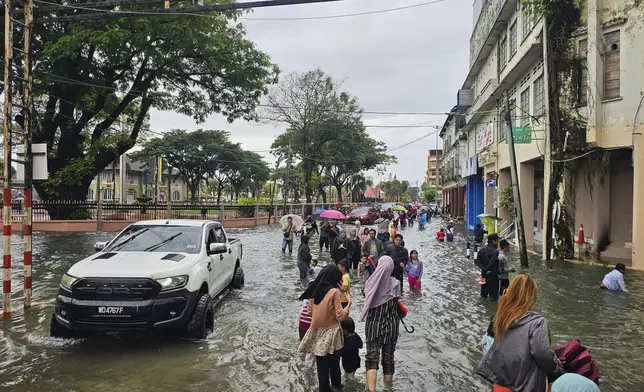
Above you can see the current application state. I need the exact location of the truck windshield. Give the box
[104,225,202,254]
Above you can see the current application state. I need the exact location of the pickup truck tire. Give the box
[230,266,245,289]
[186,293,214,339]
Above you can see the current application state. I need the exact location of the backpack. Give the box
[554,338,601,384]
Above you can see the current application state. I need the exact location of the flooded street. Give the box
[1,219,643,392]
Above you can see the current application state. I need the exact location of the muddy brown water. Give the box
[0,221,643,391]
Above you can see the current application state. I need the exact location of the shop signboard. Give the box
[476,123,494,151]
[506,127,532,144]
[463,156,478,177]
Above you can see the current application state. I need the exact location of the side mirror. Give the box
[94,241,107,252]
[208,243,227,255]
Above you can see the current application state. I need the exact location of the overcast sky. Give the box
[149,0,472,186]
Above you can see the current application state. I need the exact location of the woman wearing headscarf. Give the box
[361,256,401,392]
[299,265,352,392]
[331,230,351,264]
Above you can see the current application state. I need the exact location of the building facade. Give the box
[426,149,443,189]
[440,108,467,219]
[444,0,642,268]
[87,155,188,203]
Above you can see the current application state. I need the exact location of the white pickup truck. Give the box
[51,219,244,339]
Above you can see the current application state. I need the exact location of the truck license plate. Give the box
[98,306,124,314]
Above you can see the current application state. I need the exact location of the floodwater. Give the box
[0,220,643,392]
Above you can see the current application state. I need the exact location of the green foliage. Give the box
[20,4,278,202]
[423,188,437,203]
[378,179,410,202]
[265,69,394,203]
[134,194,152,213]
[499,187,515,217]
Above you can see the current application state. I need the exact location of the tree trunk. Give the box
[317,183,327,203]
[335,184,344,203]
[35,177,95,219]
[304,163,313,203]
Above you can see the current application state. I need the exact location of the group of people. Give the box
[296,256,405,392]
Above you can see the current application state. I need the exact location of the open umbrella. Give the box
[280,214,304,228]
[320,210,346,220]
[392,205,407,212]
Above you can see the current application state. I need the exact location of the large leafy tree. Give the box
[265,70,351,203]
[133,129,230,203]
[4,4,278,209]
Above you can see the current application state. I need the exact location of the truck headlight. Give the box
[156,275,188,291]
[60,273,78,290]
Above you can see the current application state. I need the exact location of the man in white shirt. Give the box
[600,263,628,292]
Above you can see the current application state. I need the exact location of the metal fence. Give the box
[18,202,338,222]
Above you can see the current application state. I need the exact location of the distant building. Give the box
[87,154,188,203]
[426,149,443,188]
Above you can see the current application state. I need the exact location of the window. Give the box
[522,8,532,40]
[499,37,508,70]
[578,39,588,104]
[103,188,114,201]
[521,87,531,126]
[87,189,94,200]
[172,190,180,201]
[509,21,517,58]
[603,30,620,100]
[128,189,136,198]
[101,171,111,181]
[533,75,545,117]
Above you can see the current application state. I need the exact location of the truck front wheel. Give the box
[231,266,245,289]
[186,293,214,339]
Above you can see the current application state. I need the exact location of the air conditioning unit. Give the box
[459,131,468,140]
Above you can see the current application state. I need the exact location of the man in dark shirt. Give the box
[390,234,409,292]
[474,223,488,244]
[476,233,500,301]
[381,232,395,255]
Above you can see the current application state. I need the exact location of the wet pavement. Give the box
[1,220,643,391]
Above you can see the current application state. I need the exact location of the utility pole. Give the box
[166,163,172,217]
[435,126,440,189]
[504,91,529,267]
[22,0,34,309]
[2,0,14,318]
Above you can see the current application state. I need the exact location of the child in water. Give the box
[405,250,423,290]
[340,317,363,378]
[307,259,322,282]
[357,255,367,278]
[436,228,446,242]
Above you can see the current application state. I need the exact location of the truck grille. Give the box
[72,278,160,301]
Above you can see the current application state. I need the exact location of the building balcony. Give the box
[466,0,519,86]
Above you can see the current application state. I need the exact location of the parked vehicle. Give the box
[346,207,380,225]
[51,219,244,339]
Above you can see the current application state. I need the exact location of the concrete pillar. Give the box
[633,135,644,269]
[484,179,494,215]
[519,163,535,248]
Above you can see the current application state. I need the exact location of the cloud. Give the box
[149,0,472,185]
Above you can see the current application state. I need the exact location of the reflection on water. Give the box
[0,222,643,391]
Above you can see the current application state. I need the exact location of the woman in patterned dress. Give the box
[298,264,352,392]
[360,256,401,392]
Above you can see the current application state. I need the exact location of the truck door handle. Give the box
[206,261,212,271]
[219,254,224,261]
[228,248,232,254]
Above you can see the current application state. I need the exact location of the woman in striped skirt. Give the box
[360,255,400,392]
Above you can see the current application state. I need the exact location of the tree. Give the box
[133,130,230,203]
[265,70,352,204]
[246,152,271,199]
[17,6,277,211]
[348,173,373,202]
[423,187,438,203]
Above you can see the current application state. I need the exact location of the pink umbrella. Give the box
[320,210,346,220]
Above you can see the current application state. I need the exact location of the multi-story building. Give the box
[87,155,188,203]
[450,0,643,268]
[426,149,443,188]
[440,107,467,219]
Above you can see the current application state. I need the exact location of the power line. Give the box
[32,0,449,22]
[32,0,343,23]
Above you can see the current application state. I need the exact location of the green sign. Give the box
[506,127,532,144]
